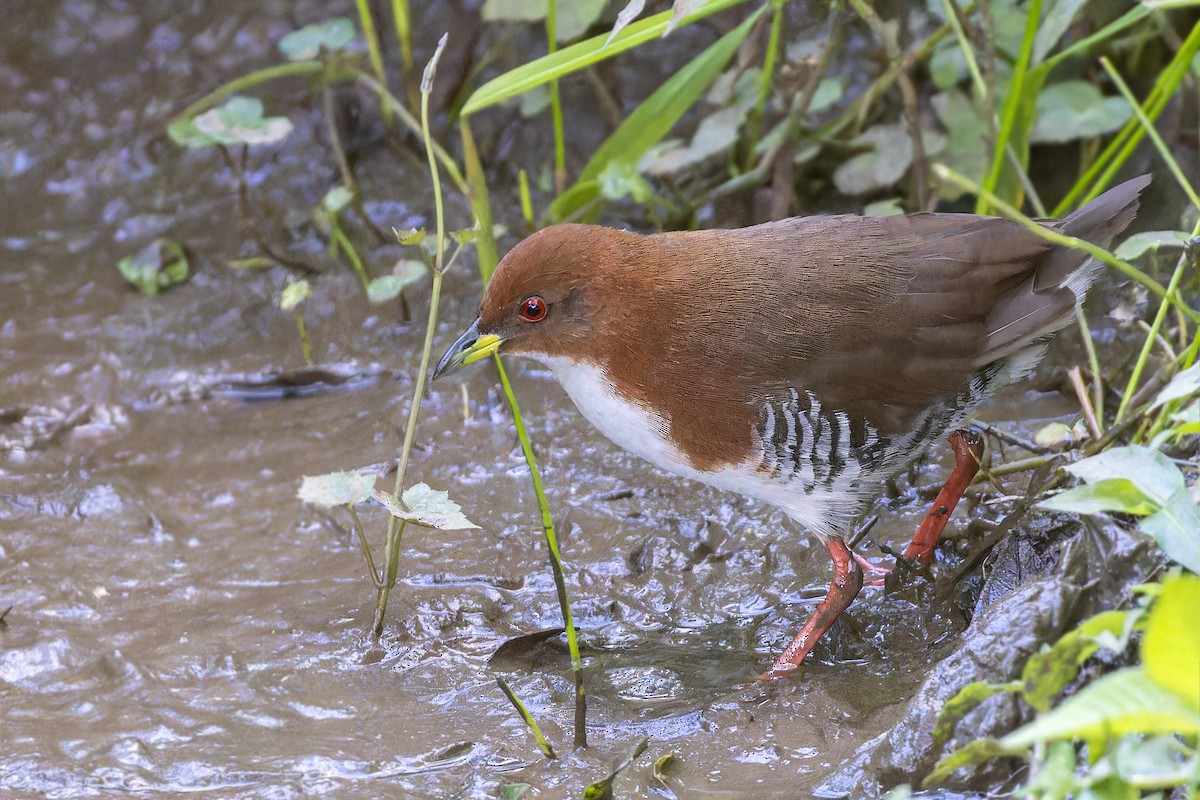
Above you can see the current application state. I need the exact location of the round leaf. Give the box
[278,18,355,61]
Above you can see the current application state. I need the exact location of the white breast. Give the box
[530,355,861,540]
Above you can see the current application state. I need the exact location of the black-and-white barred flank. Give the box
[756,389,890,493]
[754,350,1036,497]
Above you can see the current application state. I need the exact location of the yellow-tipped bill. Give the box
[432,319,503,379]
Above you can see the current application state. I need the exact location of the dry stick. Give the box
[971,421,1052,455]
[1068,366,1102,441]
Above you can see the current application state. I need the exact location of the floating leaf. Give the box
[372,483,479,530]
[278,18,355,61]
[322,185,354,215]
[297,470,375,508]
[1141,575,1200,708]
[116,238,189,296]
[1113,230,1189,261]
[279,279,312,310]
[178,96,294,148]
[1033,421,1076,448]
[1031,80,1132,143]
[367,260,427,304]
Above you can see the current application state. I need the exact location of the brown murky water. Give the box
[0,3,1167,799]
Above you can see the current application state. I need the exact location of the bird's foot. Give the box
[853,552,890,587]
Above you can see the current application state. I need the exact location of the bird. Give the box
[433,175,1149,678]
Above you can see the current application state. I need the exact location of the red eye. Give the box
[518,296,547,323]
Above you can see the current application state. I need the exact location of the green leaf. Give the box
[461,0,749,116]
[1067,446,1185,508]
[180,96,294,148]
[1039,478,1159,517]
[1142,575,1200,708]
[483,0,608,42]
[1139,492,1200,575]
[933,680,1023,745]
[1150,363,1200,410]
[495,676,556,759]
[367,260,427,303]
[1032,0,1091,64]
[278,18,355,61]
[583,737,649,799]
[1030,80,1133,144]
[548,5,763,221]
[1001,668,1200,749]
[501,785,531,800]
[279,279,312,310]
[322,185,354,215]
[296,470,375,507]
[833,123,945,196]
[372,484,479,530]
[116,239,189,296]
[931,90,989,200]
[863,198,905,217]
[392,227,426,246]
[1022,610,1132,712]
[1114,230,1190,261]
[924,739,1012,787]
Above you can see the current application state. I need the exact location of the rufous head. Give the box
[433,224,631,377]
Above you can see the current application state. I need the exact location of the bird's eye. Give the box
[518,296,548,323]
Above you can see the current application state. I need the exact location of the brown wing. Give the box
[650,176,1146,437]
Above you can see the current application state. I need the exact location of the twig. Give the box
[1068,366,1102,440]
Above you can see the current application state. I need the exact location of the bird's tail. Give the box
[979,174,1150,364]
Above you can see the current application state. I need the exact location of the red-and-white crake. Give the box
[435,176,1149,678]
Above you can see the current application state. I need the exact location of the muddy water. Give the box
[0,3,1107,798]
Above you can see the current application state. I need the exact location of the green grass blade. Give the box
[494,355,587,748]
[976,0,1041,214]
[496,677,557,759]
[547,5,765,221]
[461,0,750,116]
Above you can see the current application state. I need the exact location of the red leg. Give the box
[762,538,864,679]
[902,429,985,566]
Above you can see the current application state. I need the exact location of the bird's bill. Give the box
[432,319,503,379]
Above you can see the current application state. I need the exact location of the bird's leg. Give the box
[762,538,864,679]
[901,429,985,566]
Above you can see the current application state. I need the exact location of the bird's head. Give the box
[433,224,631,378]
